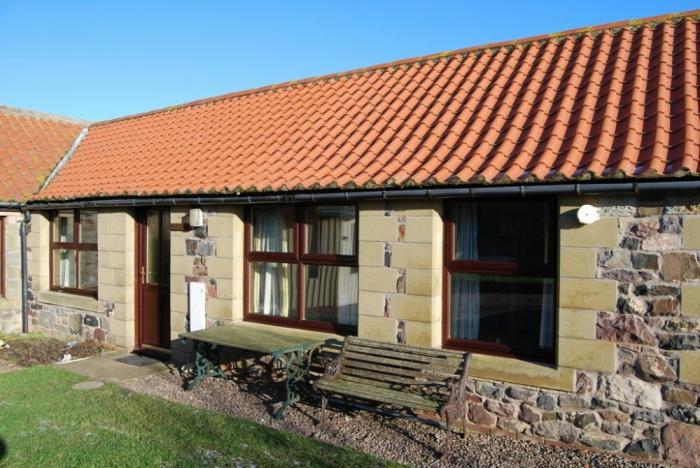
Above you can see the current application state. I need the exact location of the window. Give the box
[50,210,98,296]
[444,199,556,362]
[0,216,4,298]
[245,205,358,333]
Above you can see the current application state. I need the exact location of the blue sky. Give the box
[1,1,696,121]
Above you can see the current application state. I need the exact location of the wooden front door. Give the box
[136,208,171,349]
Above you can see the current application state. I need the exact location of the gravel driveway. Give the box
[122,368,661,468]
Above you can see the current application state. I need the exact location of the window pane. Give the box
[79,251,98,290]
[251,207,294,252]
[453,201,550,264]
[450,273,554,357]
[53,211,74,243]
[249,262,298,318]
[305,205,356,256]
[79,210,98,243]
[305,265,358,326]
[52,249,76,288]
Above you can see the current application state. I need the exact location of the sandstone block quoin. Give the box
[558,337,616,373]
[679,350,700,385]
[559,278,617,311]
[682,284,700,317]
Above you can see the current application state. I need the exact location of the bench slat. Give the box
[345,342,462,366]
[337,372,452,398]
[316,378,442,410]
[342,366,434,386]
[343,351,461,374]
[348,337,464,359]
[342,359,459,383]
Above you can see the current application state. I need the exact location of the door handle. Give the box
[140,266,146,284]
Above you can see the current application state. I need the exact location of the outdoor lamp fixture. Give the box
[189,208,204,227]
[577,204,600,225]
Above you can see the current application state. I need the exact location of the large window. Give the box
[444,199,556,362]
[51,210,98,296]
[245,205,358,333]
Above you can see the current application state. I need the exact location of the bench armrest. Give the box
[322,355,343,378]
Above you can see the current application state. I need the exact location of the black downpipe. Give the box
[20,210,30,333]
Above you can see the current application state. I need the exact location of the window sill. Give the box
[468,353,575,392]
[37,290,102,313]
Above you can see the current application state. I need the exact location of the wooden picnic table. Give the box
[180,324,328,419]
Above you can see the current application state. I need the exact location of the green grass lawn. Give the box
[0,366,396,467]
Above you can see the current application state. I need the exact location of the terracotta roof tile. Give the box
[0,106,84,202]
[38,11,700,200]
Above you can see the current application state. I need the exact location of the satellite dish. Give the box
[577,204,600,225]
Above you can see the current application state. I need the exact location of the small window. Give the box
[245,205,358,333]
[444,199,556,362]
[51,210,98,296]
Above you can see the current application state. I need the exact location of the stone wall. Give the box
[0,212,22,333]
[96,210,135,348]
[26,211,134,348]
[170,207,244,362]
[357,200,443,347]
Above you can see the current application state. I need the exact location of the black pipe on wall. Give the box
[25,179,700,210]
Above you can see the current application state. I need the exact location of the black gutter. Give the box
[0,203,22,210]
[25,179,700,210]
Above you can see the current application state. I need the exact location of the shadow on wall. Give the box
[559,208,581,230]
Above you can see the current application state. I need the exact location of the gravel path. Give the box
[122,368,661,468]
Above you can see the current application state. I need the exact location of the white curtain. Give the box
[538,279,554,349]
[305,207,358,326]
[252,209,290,317]
[58,217,74,287]
[337,213,358,325]
[451,204,480,340]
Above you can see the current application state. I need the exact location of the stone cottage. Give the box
[0,106,85,333]
[16,10,700,466]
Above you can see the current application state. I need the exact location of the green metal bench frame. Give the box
[314,336,471,451]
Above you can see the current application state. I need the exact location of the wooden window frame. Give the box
[0,216,4,298]
[49,209,98,298]
[243,204,358,334]
[442,197,557,362]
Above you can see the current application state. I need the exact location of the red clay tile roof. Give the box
[0,106,85,202]
[39,10,700,200]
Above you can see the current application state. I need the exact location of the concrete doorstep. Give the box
[58,351,170,384]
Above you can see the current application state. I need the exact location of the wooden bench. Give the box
[314,336,471,449]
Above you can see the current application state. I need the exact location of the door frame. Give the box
[134,208,146,350]
[134,208,171,350]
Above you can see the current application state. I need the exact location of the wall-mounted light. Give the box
[577,204,600,225]
[189,208,204,227]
